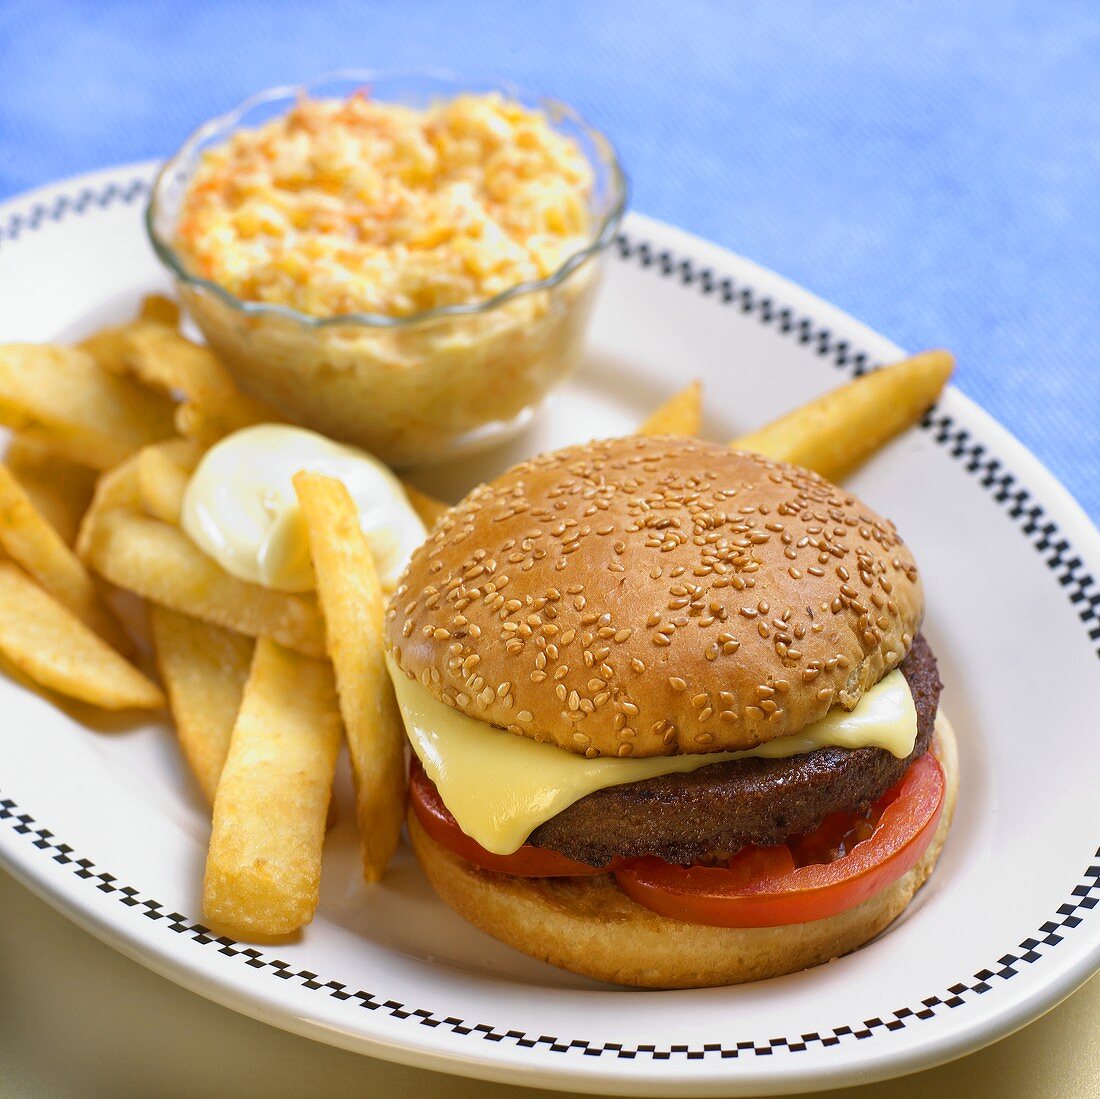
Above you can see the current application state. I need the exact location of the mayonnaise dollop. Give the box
[181,424,426,593]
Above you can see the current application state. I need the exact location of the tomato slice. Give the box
[614,750,945,927]
[409,758,614,877]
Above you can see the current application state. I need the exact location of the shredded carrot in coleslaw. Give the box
[175,92,593,318]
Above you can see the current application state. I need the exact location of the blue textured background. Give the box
[1,0,1097,519]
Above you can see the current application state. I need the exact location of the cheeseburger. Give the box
[385,436,957,988]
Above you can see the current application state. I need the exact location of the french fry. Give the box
[173,397,277,446]
[137,449,188,525]
[731,350,954,482]
[137,438,203,525]
[3,434,96,546]
[203,637,342,936]
[78,326,130,374]
[150,605,254,805]
[0,463,130,652]
[113,323,282,441]
[82,507,326,657]
[0,344,177,469]
[77,439,201,553]
[78,295,181,371]
[75,454,144,561]
[0,561,163,709]
[295,472,406,882]
[139,294,181,327]
[122,323,242,407]
[400,480,450,530]
[638,380,703,437]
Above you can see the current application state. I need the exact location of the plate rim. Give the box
[1,161,1098,1097]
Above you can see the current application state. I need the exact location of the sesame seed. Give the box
[391,437,922,755]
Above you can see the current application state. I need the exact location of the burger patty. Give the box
[527,633,942,866]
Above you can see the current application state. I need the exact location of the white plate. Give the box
[1,163,1098,1098]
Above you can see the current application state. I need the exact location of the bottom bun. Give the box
[407,715,959,989]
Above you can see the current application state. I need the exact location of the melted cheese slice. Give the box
[387,655,918,854]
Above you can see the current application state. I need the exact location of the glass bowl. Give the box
[145,71,627,468]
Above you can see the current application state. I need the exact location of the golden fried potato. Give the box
[74,453,144,562]
[399,480,450,530]
[82,507,325,657]
[136,438,204,525]
[0,561,163,709]
[3,434,96,547]
[732,350,954,482]
[0,463,129,652]
[150,605,254,805]
[638,380,703,437]
[295,471,406,882]
[121,323,239,406]
[203,638,342,936]
[138,294,181,327]
[0,344,176,469]
[173,397,279,447]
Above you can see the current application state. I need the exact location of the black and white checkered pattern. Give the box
[0,178,1098,1060]
[0,177,148,248]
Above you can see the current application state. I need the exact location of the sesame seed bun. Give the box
[408,717,957,989]
[387,436,924,757]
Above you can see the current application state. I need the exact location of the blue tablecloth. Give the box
[2,1,1097,519]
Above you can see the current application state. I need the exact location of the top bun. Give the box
[386,436,923,757]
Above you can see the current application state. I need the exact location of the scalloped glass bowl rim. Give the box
[144,69,628,330]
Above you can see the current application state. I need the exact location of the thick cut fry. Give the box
[79,296,180,372]
[150,605,254,805]
[77,439,201,554]
[83,507,325,657]
[638,380,703,437]
[122,323,239,405]
[731,350,954,482]
[173,397,278,446]
[400,480,450,529]
[139,294,181,327]
[137,449,189,525]
[137,438,203,525]
[75,454,144,561]
[295,472,406,882]
[112,323,281,442]
[0,344,176,469]
[0,463,130,652]
[4,435,97,546]
[78,326,129,374]
[0,562,163,709]
[203,638,342,936]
